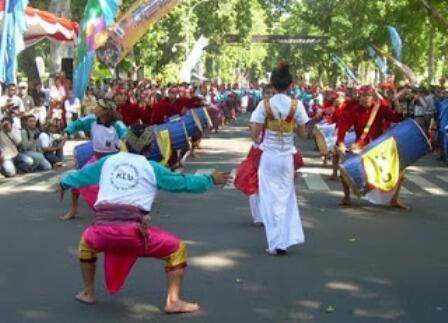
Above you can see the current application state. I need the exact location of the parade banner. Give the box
[73,0,120,99]
[97,0,183,68]
[0,0,28,84]
[180,35,209,82]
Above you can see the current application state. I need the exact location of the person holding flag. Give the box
[336,86,410,208]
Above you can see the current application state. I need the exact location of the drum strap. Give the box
[356,102,381,148]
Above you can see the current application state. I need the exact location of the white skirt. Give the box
[257,151,305,250]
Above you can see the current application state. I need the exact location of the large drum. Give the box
[154,119,190,152]
[74,141,94,169]
[340,119,431,197]
[182,109,203,137]
[313,122,356,155]
[193,107,213,129]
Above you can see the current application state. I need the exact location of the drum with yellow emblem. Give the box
[339,119,431,197]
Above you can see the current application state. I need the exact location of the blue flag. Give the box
[367,45,389,75]
[331,54,359,83]
[0,0,28,84]
[387,26,403,61]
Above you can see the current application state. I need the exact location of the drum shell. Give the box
[74,141,94,169]
[193,107,213,129]
[340,119,431,196]
[314,122,356,155]
[182,110,203,137]
[155,119,190,151]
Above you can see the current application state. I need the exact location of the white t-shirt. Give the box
[38,132,54,149]
[250,94,310,153]
[95,152,158,212]
[64,98,81,119]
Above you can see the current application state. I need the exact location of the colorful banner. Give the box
[97,0,183,68]
[180,35,209,82]
[73,0,120,100]
[362,137,400,192]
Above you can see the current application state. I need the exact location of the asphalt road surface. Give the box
[1,114,448,323]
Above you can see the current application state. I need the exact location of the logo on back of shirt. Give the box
[110,163,139,191]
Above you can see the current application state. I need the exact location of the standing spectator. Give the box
[411,89,430,134]
[64,89,81,125]
[28,96,47,128]
[0,117,32,177]
[39,121,65,167]
[18,81,35,113]
[82,87,97,116]
[20,115,52,172]
[0,84,25,129]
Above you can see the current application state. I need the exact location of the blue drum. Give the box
[340,119,431,196]
[182,109,203,137]
[155,119,190,152]
[193,107,213,129]
[314,122,356,155]
[74,141,94,169]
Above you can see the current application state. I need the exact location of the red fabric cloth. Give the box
[234,147,304,196]
[117,102,143,126]
[336,99,403,145]
[234,146,263,196]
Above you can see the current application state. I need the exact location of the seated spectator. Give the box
[39,121,65,167]
[20,115,52,172]
[0,117,33,177]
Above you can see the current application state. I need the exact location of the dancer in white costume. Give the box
[249,63,309,255]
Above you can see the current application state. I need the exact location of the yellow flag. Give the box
[362,137,400,192]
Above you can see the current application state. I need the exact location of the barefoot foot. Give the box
[60,210,77,221]
[390,200,409,210]
[165,299,200,314]
[75,290,96,305]
[339,198,352,207]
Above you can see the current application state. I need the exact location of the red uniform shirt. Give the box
[117,102,143,126]
[150,99,173,125]
[337,99,403,145]
[140,107,153,125]
[171,97,203,116]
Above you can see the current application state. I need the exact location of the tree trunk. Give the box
[49,0,72,75]
[428,21,435,85]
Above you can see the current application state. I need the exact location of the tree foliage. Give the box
[18,0,448,85]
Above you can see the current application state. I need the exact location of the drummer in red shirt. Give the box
[150,88,177,125]
[115,87,143,126]
[323,91,349,180]
[139,90,155,125]
[336,85,408,208]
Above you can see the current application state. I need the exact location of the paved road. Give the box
[1,115,448,323]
